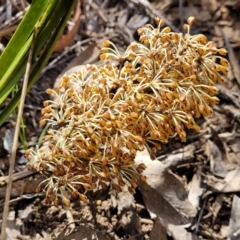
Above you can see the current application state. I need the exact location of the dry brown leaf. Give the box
[228,138,240,164]
[211,194,224,223]
[135,149,197,226]
[218,85,240,108]
[138,179,189,225]
[220,26,240,85]
[188,169,204,209]
[205,140,227,178]
[160,144,195,170]
[149,218,167,240]
[0,177,42,198]
[116,190,142,238]
[228,194,240,239]
[32,232,52,240]
[54,1,81,52]
[207,167,240,192]
[200,0,219,13]
[167,224,201,240]
[6,211,21,240]
[3,128,14,154]
[220,225,229,239]
[57,224,108,240]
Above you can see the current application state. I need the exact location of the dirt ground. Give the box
[1,0,240,239]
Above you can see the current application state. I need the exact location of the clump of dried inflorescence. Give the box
[26,17,229,206]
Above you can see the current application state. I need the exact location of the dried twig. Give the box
[0,25,35,240]
[179,0,184,27]
[195,196,208,234]
[0,24,18,38]
[0,168,36,187]
[8,0,22,12]
[20,0,26,11]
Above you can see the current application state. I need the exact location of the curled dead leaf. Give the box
[135,149,197,226]
[54,1,81,52]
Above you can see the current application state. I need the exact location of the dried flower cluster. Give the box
[26,17,228,206]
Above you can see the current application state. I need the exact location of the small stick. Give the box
[0,29,35,240]
[179,0,184,27]
[0,168,36,187]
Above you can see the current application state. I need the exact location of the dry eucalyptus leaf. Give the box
[149,218,167,240]
[188,169,204,209]
[6,211,21,240]
[127,14,150,30]
[160,144,195,169]
[220,225,229,239]
[18,204,33,221]
[32,232,52,240]
[167,224,201,240]
[57,224,108,240]
[138,179,189,225]
[6,228,21,240]
[116,190,142,238]
[135,149,197,225]
[228,194,240,239]
[211,194,224,223]
[207,167,240,192]
[205,140,227,178]
[218,85,240,108]
[200,0,219,12]
[3,128,14,154]
[53,1,81,52]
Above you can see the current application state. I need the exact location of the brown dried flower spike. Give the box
[26,16,229,206]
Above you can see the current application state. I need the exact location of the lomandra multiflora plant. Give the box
[26,17,229,206]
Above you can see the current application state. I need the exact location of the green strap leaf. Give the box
[0,0,49,85]
[0,0,66,105]
[0,0,78,126]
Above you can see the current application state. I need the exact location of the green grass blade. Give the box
[0,37,33,105]
[0,0,49,90]
[0,0,78,126]
[0,0,68,105]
